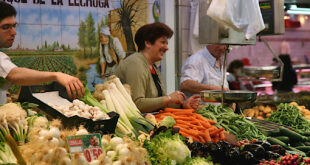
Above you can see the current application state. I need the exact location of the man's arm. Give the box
[6,67,85,98]
[180,79,225,94]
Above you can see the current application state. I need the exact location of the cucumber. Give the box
[279,127,308,142]
[290,141,305,147]
[268,129,282,137]
[287,146,306,156]
[304,142,310,146]
[295,146,310,152]
[267,137,289,149]
[301,132,310,136]
[274,136,290,144]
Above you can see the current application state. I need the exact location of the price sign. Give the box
[66,133,102,162]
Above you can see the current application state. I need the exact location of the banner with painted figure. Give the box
[1,0,160,92]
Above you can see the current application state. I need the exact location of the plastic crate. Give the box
[18,82,119,134]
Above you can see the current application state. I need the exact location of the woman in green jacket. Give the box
[115,22,200,113]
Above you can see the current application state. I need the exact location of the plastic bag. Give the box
[207,0,265,39]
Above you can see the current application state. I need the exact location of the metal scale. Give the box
[198,0,285,104]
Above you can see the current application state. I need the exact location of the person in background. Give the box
[227,60,245,90]
[115,22,200,113]
[0,1,85,104]
[272,54,297,93]
[180,44,229,97]
[99,26,126,79]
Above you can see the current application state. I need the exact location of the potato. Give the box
[248,110,255,117]
[258,105,265,112]
[263,106,272,113]
[266,113,272,118]
[254,109,259,117]
[257,116,264,120]
[290,102,298,106]
[243,109,251,116]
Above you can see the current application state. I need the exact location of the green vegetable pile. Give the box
[196,105,266,140]
[267,103,310,132]
[143,129,191,165]
[184,156,215,165]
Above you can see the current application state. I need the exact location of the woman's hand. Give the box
[183,95,201,110]
[167,91,186,105]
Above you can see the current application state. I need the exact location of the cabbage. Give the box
[159,116,176,128]
[143,129,190,165]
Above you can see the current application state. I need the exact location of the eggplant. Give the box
[239,151,259,165]
[265,151,281,160]
[225,147,240,164]
[188,141,205,157]
[253,141,272,151]
[205,142,222,162]
[269,145,286,156]
[241,144,265,160]
[150,126,168,139]
[218,140,231,153]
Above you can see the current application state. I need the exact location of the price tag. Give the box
[66,133,102,162]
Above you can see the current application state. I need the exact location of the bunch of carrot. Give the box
[155,108,226,143]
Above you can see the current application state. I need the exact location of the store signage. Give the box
[1,0,110,8]
[66,134,103,162]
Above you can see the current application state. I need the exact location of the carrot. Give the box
[199,136,206,143]
[179,128,198,136]
[164,108,194,113]
[205,119,216,125]
[207,127,217,132]
[174,124,190,129]
[174,117,192,121]
[196,126,206,131]
[200,121,212,128]
[220,132,226,140]
[210,128,225,136]
[172,111,194,116]
[204,131,212,142]
[179,131,191,137]
[190,120,202,126]
[176,120,197,128]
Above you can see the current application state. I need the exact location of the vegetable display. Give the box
[196,105,266,140]
[155,108,226,143]
[266,103,310,132]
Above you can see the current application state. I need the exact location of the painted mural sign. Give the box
[0,0,160,92]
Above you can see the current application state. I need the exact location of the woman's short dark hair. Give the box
[134,22,173,51]
[228,60,244,73]
[0,2,16,23]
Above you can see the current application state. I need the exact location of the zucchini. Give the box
[267,137,289,149]
[279,127,308,142]
[304,142,310,146]
[295,146,310,152]
[274,136,289,144]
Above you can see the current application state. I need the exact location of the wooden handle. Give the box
[4,134,27,165]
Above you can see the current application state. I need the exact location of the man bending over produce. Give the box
[0,2,85,104]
